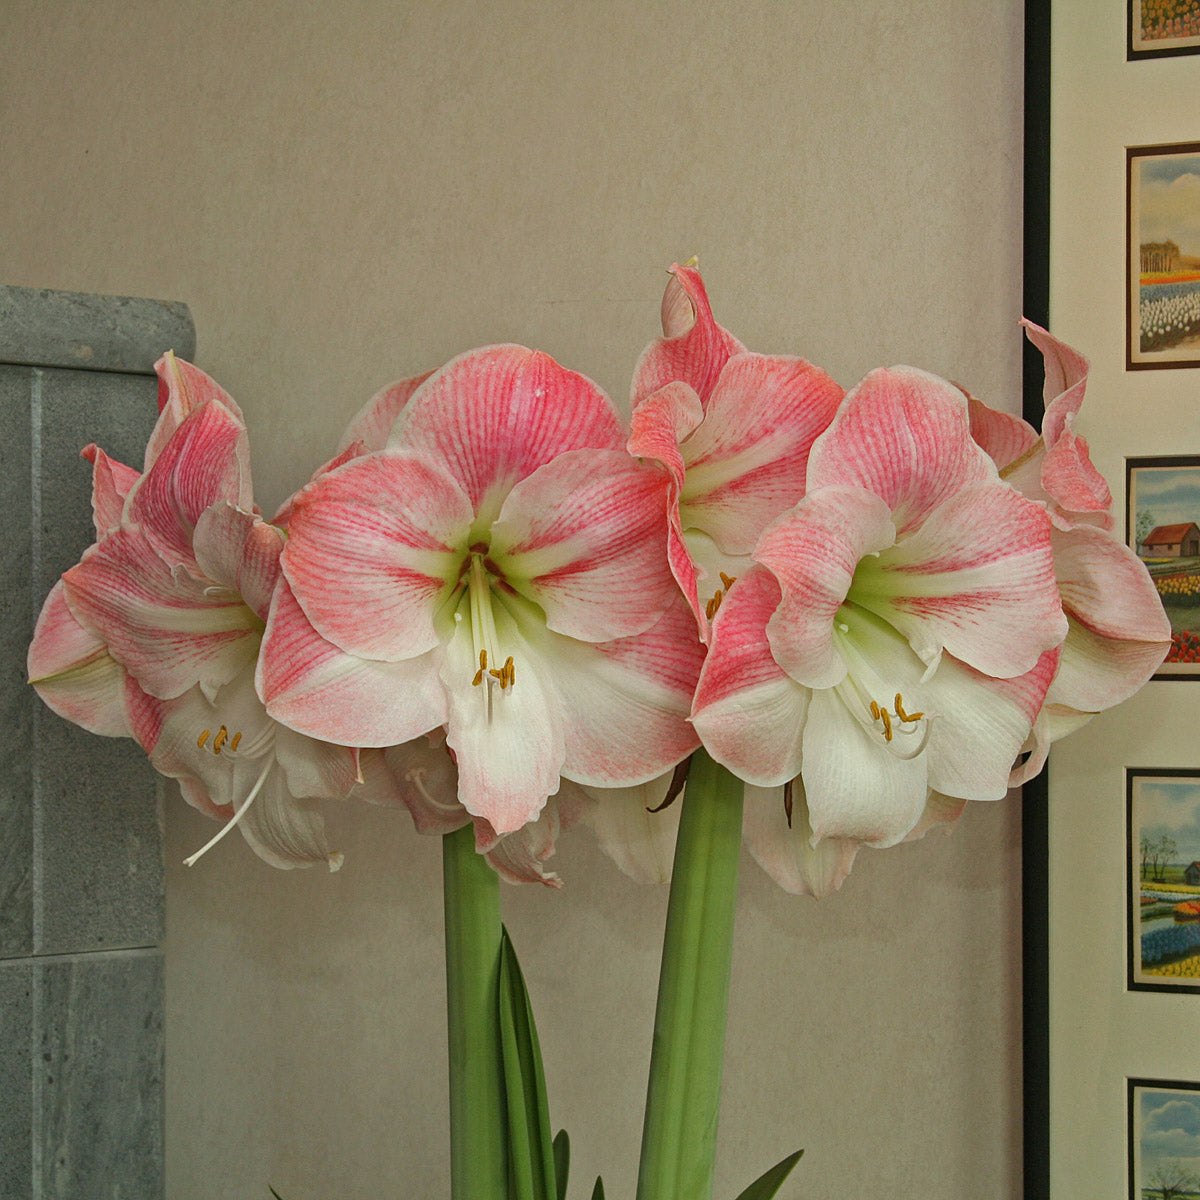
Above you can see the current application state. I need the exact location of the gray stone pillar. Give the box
[0,286,195,1200]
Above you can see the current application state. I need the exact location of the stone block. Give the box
[0,960,33,1200]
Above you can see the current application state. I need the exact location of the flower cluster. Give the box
[28,265,1170,895]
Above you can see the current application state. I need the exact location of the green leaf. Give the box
[268,1190,284,1200]
[590,1177,605,1200]
[731,1148,804,1200]
[498,926,558,1200]
[553,1129,570,1200]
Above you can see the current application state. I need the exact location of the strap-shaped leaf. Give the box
[499,926,558,1200]
[553,1129,571,1200]
[591,1178,606,1200]
[731,1149,804,1200]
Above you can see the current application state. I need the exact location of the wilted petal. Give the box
[743,781,860,898]
[27,581,133,738]
[236,767,342,871]
[474,802,567,888]
[579,775,681,885]
[337,370,434,453]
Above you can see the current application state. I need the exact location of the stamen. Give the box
[894,693,924,724]
[230,732,242,751]
[869,700,880,721]
[182,758,274,867]
[197,729,210,749]
[472,648,488,686]
[705,590,724,620]
[719,571,737,591]
[213,726,228,753]
[880,708,893,741]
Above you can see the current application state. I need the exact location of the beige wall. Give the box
[3,3,1027,1196]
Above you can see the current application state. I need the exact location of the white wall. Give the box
[2,3,1027,1196]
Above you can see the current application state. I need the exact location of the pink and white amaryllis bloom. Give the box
[628,263,845,637]
[967,321,1170,780]
[257,344,705,836]
[691,363,1070,885]
[27,354,365,870]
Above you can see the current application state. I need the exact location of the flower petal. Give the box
[82,444,140,539]
[235,767,343,871]
[691,565,810,787]
[148,352,244,470]
[578,776,681,885]
[678,353,843,553]
[27,581,133,738]
[390,345,624,518]
[742,781,860,897]
[281,450,473,661]
[806,366,994,536]
[630,262,746,406]
[191,504,284,623]
[383,736,471,835]
[966,395,1037,471]
[257,577,448,746]
[336,370,434,453]
[490,449,677,642]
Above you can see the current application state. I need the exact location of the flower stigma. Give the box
[182,757,274,868]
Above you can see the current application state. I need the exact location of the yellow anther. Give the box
[503,656,515,688]
[719,572,737,591]
[213,726,228,754]
[880,708,893,742]
[197,729,211,749]
[869,700,881,721]
[472,649,488,687]
[705,591,724,620]
[894,694,924,724]
[230,732,242,751]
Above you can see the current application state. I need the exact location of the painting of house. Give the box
[1141,521,1200,557]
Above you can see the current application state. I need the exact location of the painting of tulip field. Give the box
[1129,1080,1200,1199]
[1128,457,1200,679]
[1128,771,1200,993]
[1128,144,1200,368]
[1131,0,1200,58]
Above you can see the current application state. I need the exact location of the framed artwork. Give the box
[1127,769,1200,993]
[1130,0,1200,58]
[1126,455,1200,679]
[1129,1079,1200,1198]
[1127,143,1200,370]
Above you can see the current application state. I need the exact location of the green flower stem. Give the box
[636,748,745,1200]
[443,824,507,1200]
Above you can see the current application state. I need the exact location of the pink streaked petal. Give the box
[63,527,260,702]
[527,594,703,788]
[257,577,447,747]
[801,688,927,847]
[441,610,564,835]
[82,445,140,539]
[630,262,746,406]
[1040,425,1113,529]
[806,366,994,535]
[692,566,810,787]
[336,370,435,454]
[742,781,860,898]
[1021,318,1089,445]
[1049,614,1170,714]
[382,737,471,835]
[149,353,244,468]
[578,776,681,885]
[491,450,677,642]
[757,487,896,689]
[390,345,624,516]
[966,395,1037,471]
[475,801,567,888]
[679,354,844,554]
[271,443,366,528]
[129,402,253,566]
[191,504,284,622]
[855,481,1067,678]
[282,451,472,661]
[923,648,1060,801]
[27,581,133,738]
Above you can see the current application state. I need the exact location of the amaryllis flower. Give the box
[967,321,1170,781]
[257,345,706,836]
[27,354,366,870]
[691,363,1069,881]
[628,262,844,636]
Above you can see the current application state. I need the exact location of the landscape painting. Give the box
[1130,1080,1200,1199]
[1128,771,1200,993]
[1128,456,1200,678]
[1131,0,1200,58]
[1128,144,1200,368]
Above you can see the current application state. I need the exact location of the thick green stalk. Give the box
[636,748,745,1200]
[443,825,507,1200]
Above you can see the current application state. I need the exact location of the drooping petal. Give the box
[517,593,704,789]
[578,775,681,885]
[383,736,471,835]
[27,581,133,738]
[82,444,140,539]
[742,781,860,898]
[236,767,343,871]
[806,366,995,536]
[903,791,968,842]
[128,401,254,566]
[473,801,568,888]
[256,577,448,747]
[849,480,1067,678]
[677,353,844,553]
[490,449,677,642]
[191,503,284,623]
[336,370,434,453]
[281,450,473,661]
[273,723,360,800]
[440,603,564,834]
[691,566,810,787]
[756,487,896,689]
[148,352,244,469]
[63,526,260,702]
[390,345,624,520]
[630,262,746,406]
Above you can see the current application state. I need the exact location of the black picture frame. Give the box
[1129,0,1200,59]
